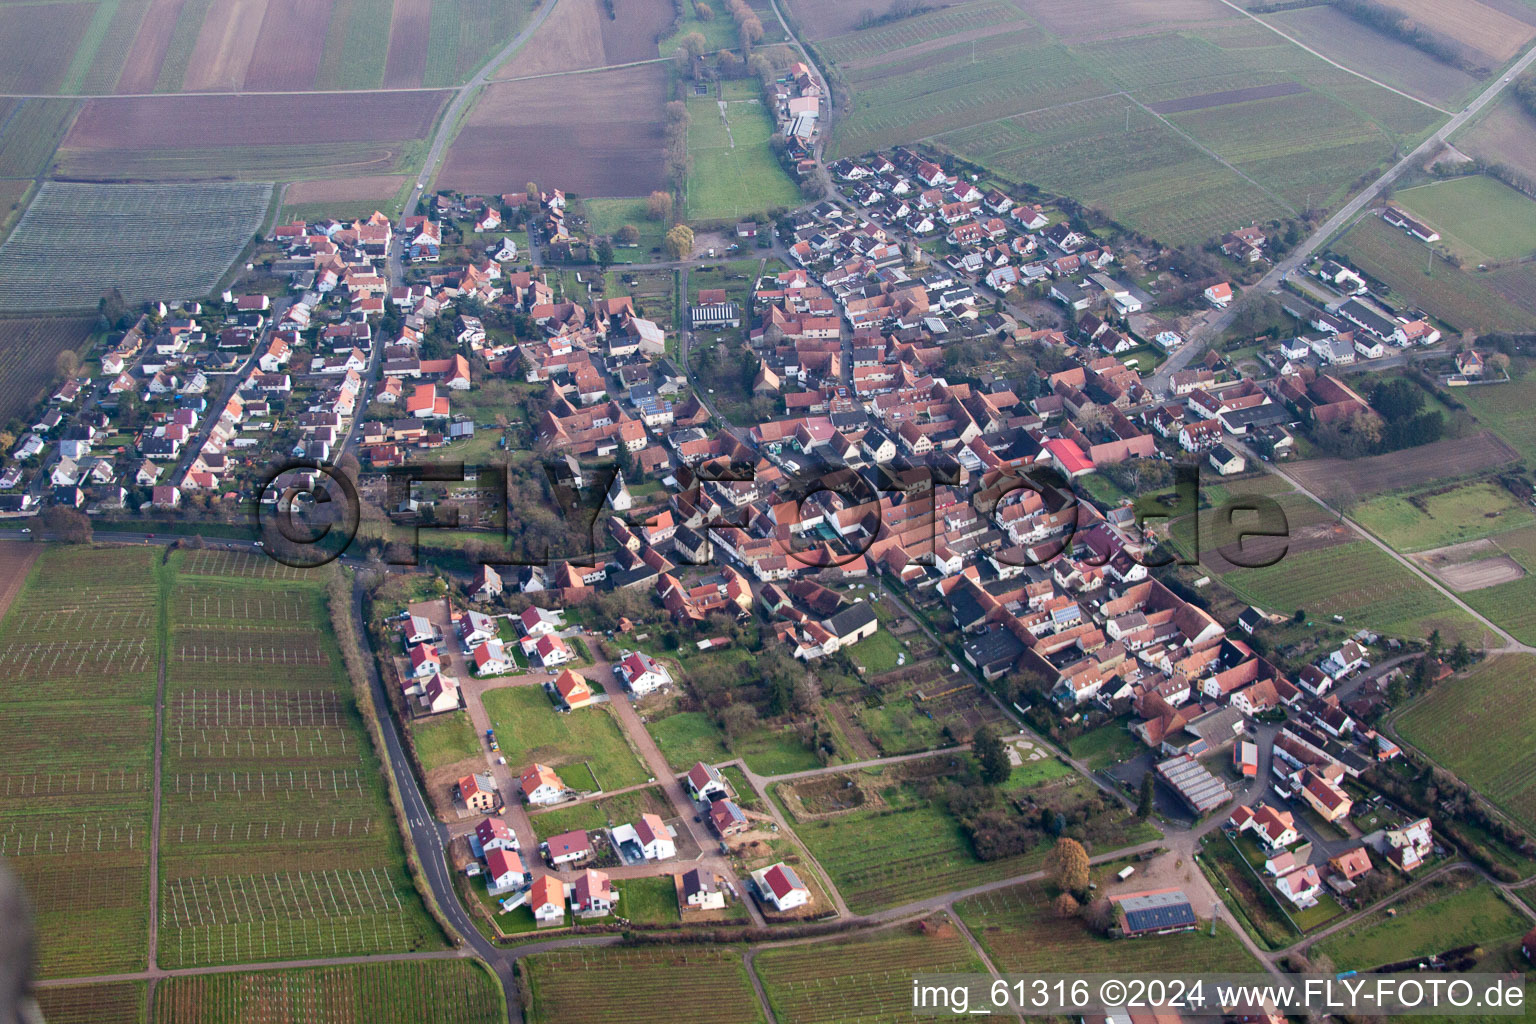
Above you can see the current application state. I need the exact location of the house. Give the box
[420,672,461,714]
[1113,888,1197,937]
[552,668,597,709]
[525,633,574,668]
[751,862,810,912]
[530,874,566,926]
[1321,640,1366,679]
[1230,803,1299,851]
[633,813,676,860]
[1522,926,1536,963]
[615,649,672,695]
[685,761,729,802]
[544,829,592,867]
[1274,863,1322,908]
[457,609,498,649]
[708,799,749,837]
[1204,282,1234,308]
[1208,444,1245,476]
[458,772,497,812]
[519,604,565,638]
[474,817,519,854]
[471,639,512,676]
[572,868,617,917]
[1383,817,1432,872]
[471,564,503,599]
[1328,846,1373,884]
[1237,607,1265,635]
[520,763,567,806]
[1455,350,1484,377]
[823,602,880,646]
[485,848,528,894]
[681,868,725,911]
[1299,769,1352,822]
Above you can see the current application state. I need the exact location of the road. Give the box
[1185,39,1536,359]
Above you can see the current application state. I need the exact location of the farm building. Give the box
[1154,754,1230,816]
[1113,888,1197,937]
[691,303,741,329]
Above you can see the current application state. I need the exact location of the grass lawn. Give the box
[480,686,649,790]
[846,628,905,675]
[1311,875,1528,971]
[1198,834,1296,949]
[1393,175,1536,265]
[613,876,679,925]
[1067,723,1142,772]
[526,786,672,838]
[1458,364,1536,464]
[721,764,761,809]
[858,697,945,755]
[735,726,824,776]
[648,710,731,772]
[686,95,801,223]
[1353,480,1535,553]
[582,198,665,263]
[410,711,482,772]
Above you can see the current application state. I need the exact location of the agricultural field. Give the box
[1457,91,1536,182]
[55,91,448,183]
[1397,653,1536,832]
[956,877,1262,974]
[1393,175,1536,265]
[480,685,650,791]
[281,174,411,222]
[523,946,763,1024]
[0,316,97,426]
[755,920,1002,1024]
[0,182,273,312]
[1377,0,1536,68]
[0,98,79,179]
[1283,431,1520,499]
[154,960,504,1024]
[497,0,671,78]
[158,553,442,969]
[817,3,1441,247]
[685,95,802,223]
[34,982,147,1024]
[775,758,1155,914]
[1333,214,1536,332]
[439,64,666,198]
[1353,479,1535,553]
[0,546,163,978]
[1450,525,1536,642]
[1310,874,1528,972]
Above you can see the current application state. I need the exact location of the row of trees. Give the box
[1333,0,1485,74]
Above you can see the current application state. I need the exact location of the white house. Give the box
[420,673,460,714]
[474,817,518,854]
[520,763,567,806]
[457,609,498,650]
[685,761,729,803]
[530,875,565,926]
[615,649,672,695]
[1273,863,1321,908]
[633,813,676,861]
[752,863,810,912]
[485,848,528,894]
[519,605,565,638]
[471,638,512,676]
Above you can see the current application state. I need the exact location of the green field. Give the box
[159,551,442,969]
[411,710,482,771]
[526,785,672,838]
[583,197,666,262]
[480,685,649,790]
[686,95,801,223]
[0,546,161,978]
[524,946,764,1024]
[755,923,999,1024]
[154,960,503,1024]
[1334,215,1536,332]
[1397,654,1536,833]
[1067,723,1143,772]
[1461,525,1536,645]
[957,876,1262,974]
[1394,175,1536,265]
[1311,875,1528,971]
[0,98,78,178]
[648,710,732,771]
[1354,480,1536,553]
[1457,367,1536,463]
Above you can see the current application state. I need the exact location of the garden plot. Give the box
[0,181,273,311]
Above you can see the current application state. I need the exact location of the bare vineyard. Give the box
[182,549,316,581]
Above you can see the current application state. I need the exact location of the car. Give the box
[19,528,29,534]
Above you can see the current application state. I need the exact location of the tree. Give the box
[694,0,713,18]
[594,237,614,268]
[1137,770,1155,819]
[616,224,641,246]
[1052,892,1081,918]
[1449,640,1472,670]
[525,181,539,202]
[1045,836,1090,894]
[664,224,695,260]
[1426,629,1442,660]
[55,349,80,379]
[646,191,674,223]
[681,30,707,59]
[972,725,1011,786]
[1293,607,1306,624]
[719,702,758,740]
[42,506,92,544]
